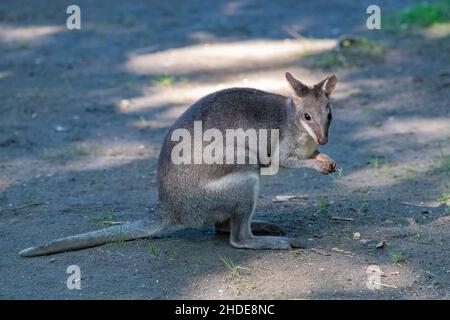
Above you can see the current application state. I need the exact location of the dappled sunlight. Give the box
[0,24,63,44]
[356,117,450,144]
[303,260,416,298]
[119,68,356,115]
[119,37,363,118]
[336,168,398,191]
[2,0,449,300]
[1,140,160,181]
[424,22,450,38]
[0,175,13,193]
[125,38,336,75]
[340,160,433,192]
[179,250,418,299]
[222,0,247,16]
[427,215,450,230]
[54,140,160,172]
[132,114,181,129]
[118,77,292,115]
[0,71,12,79]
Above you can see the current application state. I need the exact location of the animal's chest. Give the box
[295,133,318,159]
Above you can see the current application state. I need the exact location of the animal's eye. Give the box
[304,113,312,121]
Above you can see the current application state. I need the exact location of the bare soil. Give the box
[0,0,449,299]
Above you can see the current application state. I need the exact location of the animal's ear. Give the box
[317,75,337,96]
[285,72,309,97]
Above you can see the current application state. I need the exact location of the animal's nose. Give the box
[318,137,328,145]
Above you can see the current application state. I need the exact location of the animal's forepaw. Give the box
[314,153,336,174]
[315,159,336,175]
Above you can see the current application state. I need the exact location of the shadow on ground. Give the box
[0,0,449,299]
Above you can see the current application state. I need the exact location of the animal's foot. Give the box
[230,236,304,250]
[251,221,285,236]
[313,154,336,175]
[216,220,285,236]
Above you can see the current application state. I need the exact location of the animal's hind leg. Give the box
[230,215,303,250]
[215,220,285,236]
[208,172,302,250]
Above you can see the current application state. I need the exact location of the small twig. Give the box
[406,238,434,245]
[400,201,438,208]
[332,247,352,255]
[106,221,126,225]
[424,270,437,277]
[371,282,398,289]
[0,202,45,213]
[256,265,274,272]
[357,203,368,215]
[284,26,306,40]
[272,194,307,202]
[311,248,331,256]
[331,216,354,222]
[236,266,252,272]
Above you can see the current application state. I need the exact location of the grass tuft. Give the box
[115,226,125,245]
[316,197,330,215]
[149,243,158,256]
[440,153,450,173]
[368,154,387,169]
[42,146,90,162]
[358,200,369,215]
[385,1,450,30]
[390,251,407,264]
[151,75,189,87]
[94,209,117,227]
[311,37,384,70]
[220,256,250,280]
[437,192,450,206]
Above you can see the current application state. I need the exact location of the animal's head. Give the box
[285,72,337,145]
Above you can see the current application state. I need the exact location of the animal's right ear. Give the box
[285,72,309,97]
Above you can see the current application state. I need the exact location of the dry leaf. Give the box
[331,216,354,221]
[311,248,331,256]
[376,240,386,249]
[272,194,307,202]
[332,247,352,254]
[353,232,361,240]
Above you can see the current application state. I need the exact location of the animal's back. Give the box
[176,87,287,129]
[157,88,288,225]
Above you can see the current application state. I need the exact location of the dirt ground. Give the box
[0,0,449,299]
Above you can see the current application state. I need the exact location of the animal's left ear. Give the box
[317,75,337,96]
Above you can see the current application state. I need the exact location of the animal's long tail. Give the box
[19,218,169,257]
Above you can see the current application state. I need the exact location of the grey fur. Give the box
[19,72,337,256]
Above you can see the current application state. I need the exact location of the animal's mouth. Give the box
[318,137,328,145]
[310,130,327,145]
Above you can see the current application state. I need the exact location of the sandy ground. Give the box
[0,0,449,299]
